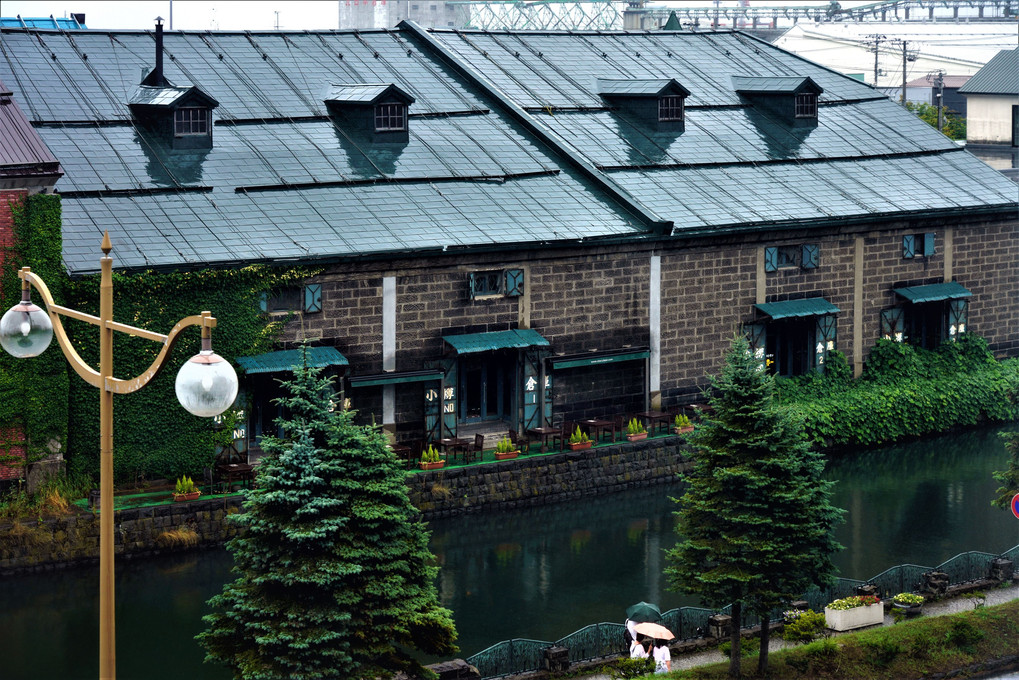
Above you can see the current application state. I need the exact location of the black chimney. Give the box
[154,18,165,86]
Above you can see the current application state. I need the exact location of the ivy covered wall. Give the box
[0,193,69,469]
[64,265,309,482]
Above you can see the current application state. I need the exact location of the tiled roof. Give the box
[0,81,61,177]
[595,78,685,98]
[128,85,218,108]
[904,75,971,89]
[732,76,821,94]
[324,83,414,105]
[958,48,1019,96]
[0,16,86,29]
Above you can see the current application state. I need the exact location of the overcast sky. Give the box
[2,0,884,31]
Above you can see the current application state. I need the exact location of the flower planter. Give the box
[494,450,520,460]
[568,441,592,451]
[824,603,883,631]
[892,602,923,617]
[626,432,648,442]
[173,491,201,502]
[673,426,694,435]
[419,460,445,471]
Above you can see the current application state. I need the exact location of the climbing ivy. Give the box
[778,337,1019,449]
[0,193,69,468]
[64,264,311,482]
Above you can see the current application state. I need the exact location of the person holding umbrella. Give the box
[624,601,661,646]
[652,639,671,674]
[629,636,648,660]
[632,622,674,675]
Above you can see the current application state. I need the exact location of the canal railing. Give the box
[465,544,1019,679]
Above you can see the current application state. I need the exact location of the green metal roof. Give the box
[596,78,689,98]
[323,83,415,105]
[755,297,839,320]
[443,329,549,354]
[550,347,649,369]
[957,48,1019,96]
[732,76,822,95]
[236,346,348,375]
[349,369,443,387]
[893,281,972,304]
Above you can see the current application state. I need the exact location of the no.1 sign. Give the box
[1012,493,1019,520]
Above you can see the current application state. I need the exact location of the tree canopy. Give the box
[666,336,844,676]
[198,353,457,679]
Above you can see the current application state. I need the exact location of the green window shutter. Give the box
[505,268,524,297]
[923,232,936,258]
[258,292,268,313]
[303,284,322,313]
[764,247,778,272]
[880,307,905,341]
[902,234,916,259]
[948,299,968,340]
[801,243,819,270]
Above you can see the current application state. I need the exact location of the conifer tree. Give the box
[665,336,843,677]
[198,352,457,679]
[991,381,1019,510]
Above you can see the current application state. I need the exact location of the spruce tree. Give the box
[992,381,1019,510]
[665,336,843,677]
[197,354,457,679]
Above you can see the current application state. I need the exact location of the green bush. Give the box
[781,609,827,643]
[610,656,655,679]
[946,618,985,652]
[720,636,759,658]
[862,634,902,667]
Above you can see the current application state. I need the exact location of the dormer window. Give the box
[597,78,690,132]
[324,83,415,143]
[794,93,817,119]
[175,107,209,136]
[374,102,407,132]
[733,75,823,128]
[658,95,684,122]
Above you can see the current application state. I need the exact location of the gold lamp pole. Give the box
[0,233,238,680]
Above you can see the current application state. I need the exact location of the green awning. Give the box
[236,347,348,375]
[755,297,840,320]
[349,370,443,387]
[894,281,972,304]
[442,328,550,354]
[550,348,649,370]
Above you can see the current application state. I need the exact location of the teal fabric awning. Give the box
[442,328,550,354]
[894,282,972,304]
[755,297,840,320]
[236,347,348,375]
[550,348,649,370]
[349,370,443,387]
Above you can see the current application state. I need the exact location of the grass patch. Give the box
[667,599,1019,679]
[0,472,94,520]
[156,526,200,549]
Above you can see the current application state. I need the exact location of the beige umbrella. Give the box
[633,621,675,640]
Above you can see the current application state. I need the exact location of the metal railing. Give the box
[465,543,1018,679]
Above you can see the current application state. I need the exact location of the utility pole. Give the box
[866,34,886,87]
[934,71,945,131]
[900,40,908,106]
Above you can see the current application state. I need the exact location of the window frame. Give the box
[469,270,503,298]
[794,92,817,119]
[174,107,209,136]
[658,95,685,122]
[374,102,407,132]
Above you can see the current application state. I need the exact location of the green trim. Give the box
[442,328,550,354]
[349,370,443,387]
[237,347,348,375]
[894,281,972,304]
[550,348,650,370]
[756,297,839,320]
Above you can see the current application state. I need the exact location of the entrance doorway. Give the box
[459,352,515,424]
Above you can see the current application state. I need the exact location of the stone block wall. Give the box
[0,495,245,575]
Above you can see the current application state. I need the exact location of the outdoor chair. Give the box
[202,466,228,495]
[508,429,530,454]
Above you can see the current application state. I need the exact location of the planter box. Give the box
[626,433,648,442]
[419,461,445,471]
[892,602,923,617]
[568,441,592,451]
[673,426,694,435]
[173,491,201,502]
[494,451,519,460]
[825,603,883,631]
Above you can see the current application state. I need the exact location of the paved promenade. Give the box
[573,583,1019,679]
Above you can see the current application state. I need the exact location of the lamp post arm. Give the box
[20,269,102,389]
[106,313,216,395]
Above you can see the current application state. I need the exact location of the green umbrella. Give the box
[625,601,662,623]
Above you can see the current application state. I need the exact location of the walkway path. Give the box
[574,583,1019,679]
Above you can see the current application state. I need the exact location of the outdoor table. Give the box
[527,426,562,453]
[437,437,469,464]
[578,418,615,443]
[634,410,671,436]
[216,463,254,487]
[389,443,412,468]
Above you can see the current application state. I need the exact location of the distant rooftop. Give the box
[904,75,972,89]
[958,48,1019,96]
[0,14,86,29]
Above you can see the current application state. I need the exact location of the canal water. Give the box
[1,424,1017,679]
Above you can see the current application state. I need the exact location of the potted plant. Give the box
[824,594,883,631]
[568,425,592,451]
[891,592,925,616]
[494,436,520,460]
[172,475,201,502]
[673,413,694,435]
[625,418,647,442]
[419,444,445,470]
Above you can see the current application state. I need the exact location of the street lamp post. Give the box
[0,233,238,680]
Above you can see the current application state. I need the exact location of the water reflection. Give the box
[1,425,1017,677]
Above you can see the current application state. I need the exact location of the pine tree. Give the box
[992,382,1019,510]
[665,336,843,677]
[197,352,457,679]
